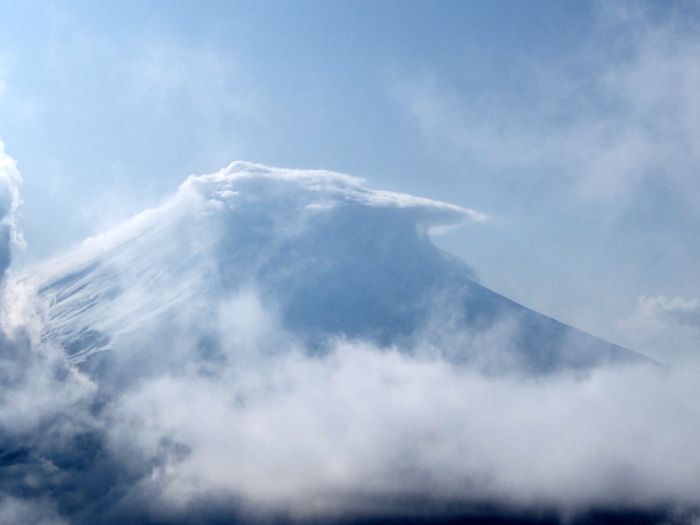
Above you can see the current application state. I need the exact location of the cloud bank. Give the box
[0,150,698,524]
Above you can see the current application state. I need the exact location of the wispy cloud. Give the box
[126,37,257,127]
[391,2,700,209]
[616,295,700,362]
[0,53,36,122]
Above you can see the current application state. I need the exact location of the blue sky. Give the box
[1,0,700,359]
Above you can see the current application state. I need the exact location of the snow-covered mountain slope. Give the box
[20,161,643,375]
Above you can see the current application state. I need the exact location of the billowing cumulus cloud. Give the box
[0,153,699,524]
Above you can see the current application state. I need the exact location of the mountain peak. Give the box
[20,163,642,375]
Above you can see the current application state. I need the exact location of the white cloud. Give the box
[96,316,700,520]
[126,38,256,128]
[392,3,700,209]
[0,140,23,278]
[616,295,700,362]
[0,54,35,122]
[0,141,21,218]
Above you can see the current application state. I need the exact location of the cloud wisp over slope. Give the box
[0,147,698,524]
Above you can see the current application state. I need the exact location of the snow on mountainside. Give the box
[21,161,643,375]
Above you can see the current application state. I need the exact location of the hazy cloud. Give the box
[616,295,700,362]
[126,38,257,141]
[0,54,35,122]
[392,2,700,209]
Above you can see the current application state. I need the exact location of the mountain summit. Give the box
[24,161,642,376]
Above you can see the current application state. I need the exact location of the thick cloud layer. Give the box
[0,157,699,524]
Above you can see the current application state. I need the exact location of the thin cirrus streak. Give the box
[0,147,697,525]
